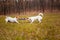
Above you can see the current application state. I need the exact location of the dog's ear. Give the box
[26,18,29,19]
[15,16,18,18]
[15,16,20,18]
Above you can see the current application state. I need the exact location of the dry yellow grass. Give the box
[0,13,60,40]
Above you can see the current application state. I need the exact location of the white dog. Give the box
[27,13,43,23]
[5,16,19,23]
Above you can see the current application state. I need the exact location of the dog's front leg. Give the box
[15,20,19,24]
[30,19,34,23]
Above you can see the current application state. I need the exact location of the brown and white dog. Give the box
[27,13,43,23]
[5,16,19,23]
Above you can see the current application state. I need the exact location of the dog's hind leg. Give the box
[5,19,8,23]
[38,19,42,23]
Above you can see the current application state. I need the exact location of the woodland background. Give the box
[0,0,60,15]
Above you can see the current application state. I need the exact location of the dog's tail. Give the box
[38,13,43,17]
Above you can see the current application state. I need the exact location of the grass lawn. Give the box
[0,13,60,40]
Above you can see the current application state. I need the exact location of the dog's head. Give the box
[15,16,20,19]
